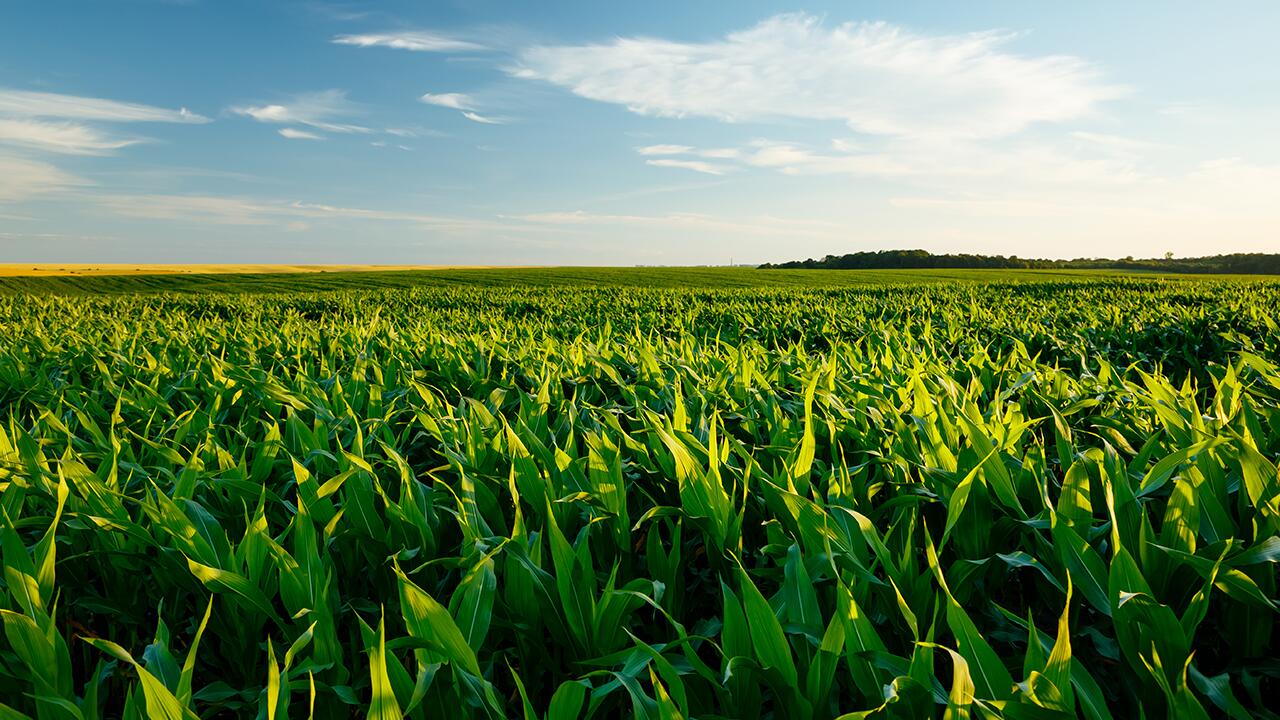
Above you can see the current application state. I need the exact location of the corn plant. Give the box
[0,276,1277,718]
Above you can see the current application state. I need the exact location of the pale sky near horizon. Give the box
[1,1,1278,265]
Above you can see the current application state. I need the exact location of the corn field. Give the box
[0,277,1277,718]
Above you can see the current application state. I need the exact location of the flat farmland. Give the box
[0,265,1242,295]
[0,271,1277,718]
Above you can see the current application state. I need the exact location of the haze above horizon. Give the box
[2,1,1277,265]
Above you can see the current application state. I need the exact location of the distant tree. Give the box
[758,249,1280,275]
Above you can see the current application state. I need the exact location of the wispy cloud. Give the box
[636,144,693,156]
[421,93,507,124]
[645,158,727,175]
[696,148,740,159]
[0,88,208,123]
[0,153,90,201]
[279,128,324,140]
[420,93,476,110]
[333,31,485,52]
[230,90,370,134]
[0,88,206,159]
[512,14,1123,140]
[0,118,141,155]
[461,111,505,125]
[637,144,739,159]
[641,137,1143,187]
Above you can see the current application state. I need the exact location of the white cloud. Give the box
[645,158,727,175]
[230,90,370,134]
[512,14,1123,139]
[420,93,476,110]
[0,88,206,162]
[420,94,507,124]
[461,111,504,125]
[0,153,90,201]
[644,137,1143,187]
[0,118,141,155]
[333,31,486,53]
[637,144,739,159]
[0,88,208,123]
[95,194,284,225]
[279,128,325,141]
[636,144,694,156]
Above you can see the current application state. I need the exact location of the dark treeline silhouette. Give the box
[760,249,1280,274]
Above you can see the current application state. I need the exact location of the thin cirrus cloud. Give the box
[421,93,476,111]
[0,153,90,201]
[0,118,142,155]
[637,137,1146,188]
[0,88,209,123]
[278,128,325,141]
[636,144,694,156]
[421,93,507,124]
[230,90,371,135]
[332,31,486,53]
[637,144,739,159]
[645,158,728,175]
[511,13,1125,140]
[0,87,207,156]
[461,111,504,125]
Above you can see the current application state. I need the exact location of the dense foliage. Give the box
[1,275,1278,719]
[761,249,1280,274]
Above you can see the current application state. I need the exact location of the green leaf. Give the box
[82,638,197,720]
[736,564,798,687]
[177,597,213,706]
[366,610,402,720]
[394,566,483,676]
[1042,578,1074,711]
[1051,515,1111,617]
[184,557,281,624]
[925,528,1014,700]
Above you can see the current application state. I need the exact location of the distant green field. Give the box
[0,265,1240,295]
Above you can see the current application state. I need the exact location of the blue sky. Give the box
[1,1,1278,264]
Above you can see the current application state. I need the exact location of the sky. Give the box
[1,1,1278,265]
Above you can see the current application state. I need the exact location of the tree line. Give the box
[759,249,1280,274]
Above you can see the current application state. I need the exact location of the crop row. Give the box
[0,279,1276,718]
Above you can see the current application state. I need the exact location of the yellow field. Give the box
[0,264,502,277]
